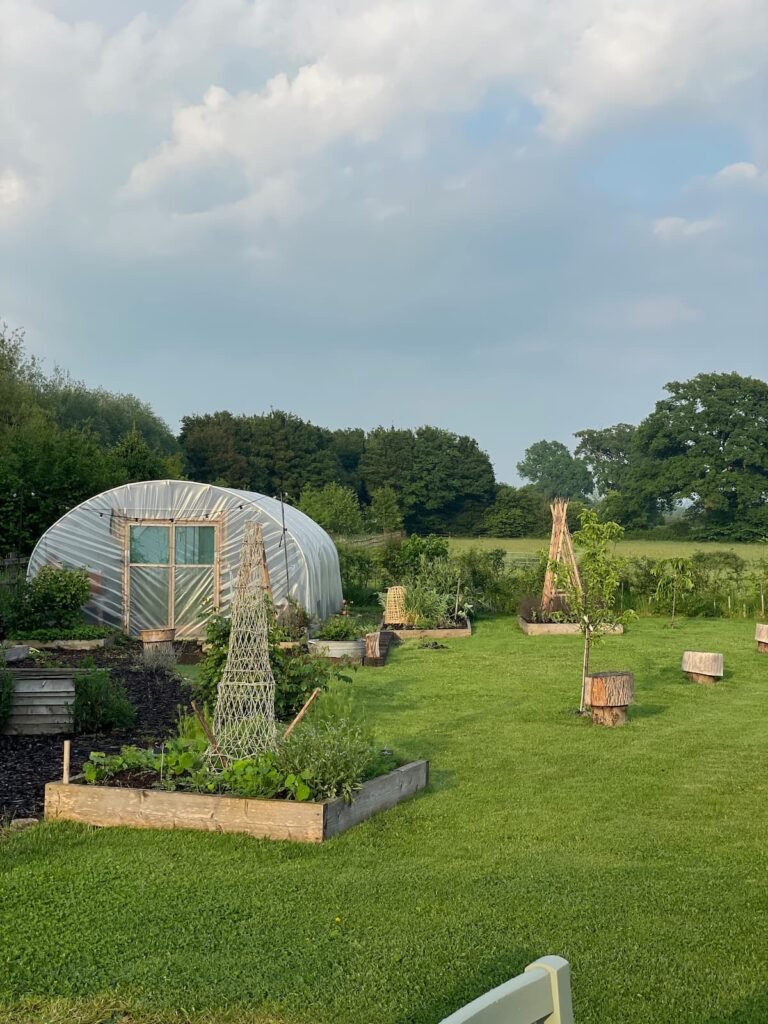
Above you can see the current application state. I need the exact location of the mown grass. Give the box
[449,536,768,562]
[1,618,768,1023]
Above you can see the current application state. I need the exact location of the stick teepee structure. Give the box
[540,499,583,615]
[211,522,276,762]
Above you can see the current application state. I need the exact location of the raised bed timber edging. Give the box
[44,759,430,843]
[21,636,116,652]
[384,623,472,640]
[517,617,623,637]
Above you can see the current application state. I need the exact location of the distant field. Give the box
[449,536,768,562]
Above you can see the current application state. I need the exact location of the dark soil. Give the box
[0,642,195,820]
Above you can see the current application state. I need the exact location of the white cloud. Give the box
[0,0,767,237]
[714,161,768,187]
[652,216,717,240]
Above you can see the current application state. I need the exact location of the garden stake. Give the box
[284,687,321,738]
[454,577,462,620]
[191,701,227,768]
[62,740,70,785]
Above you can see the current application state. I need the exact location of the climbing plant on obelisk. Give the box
[211,521,276,762]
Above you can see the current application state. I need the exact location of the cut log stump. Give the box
[584,672,634,727]
[682,651,723,685]
[756,623,768,654]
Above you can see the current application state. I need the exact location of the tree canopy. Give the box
[631,372,768,540]
[517,440,593,500]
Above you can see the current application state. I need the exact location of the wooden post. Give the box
[62,740,71,784]
[681,651,724,685]
[756,623,768,654]
[584,672,634,726]
[284,688,321,738]
[365,632,381,661]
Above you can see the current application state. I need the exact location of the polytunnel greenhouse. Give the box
[27,480,343,638]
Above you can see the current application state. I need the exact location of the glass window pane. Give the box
[130,526,170,565]
[175,526,215,565]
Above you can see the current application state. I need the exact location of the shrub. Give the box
[313,615,375,641]
[336,544,378,605]
[277,690,378,802]
[0,668,14,732]
[73,669,136,733]
[18,567,90,633]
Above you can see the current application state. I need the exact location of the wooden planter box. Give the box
[307,638,366,662]
[384,623,472,640]
[45,760,430,843]
[4,668,75,735]
[517,617,623,637]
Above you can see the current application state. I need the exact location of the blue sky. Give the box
[1,0,767,482]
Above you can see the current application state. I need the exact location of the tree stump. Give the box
[584,672,634,726]
[681,651,723,685]
[756,623,768,654]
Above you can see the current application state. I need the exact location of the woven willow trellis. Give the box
[211,521,276,762]
[384,585,407,625]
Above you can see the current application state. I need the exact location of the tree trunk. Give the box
[579,630,591,713]
[584,671,634,727]
[681,651,723,683]
[591,705,628,727]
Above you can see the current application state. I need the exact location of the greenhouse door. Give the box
[127,522,217,639]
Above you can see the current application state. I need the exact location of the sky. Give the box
[1,0,767,483]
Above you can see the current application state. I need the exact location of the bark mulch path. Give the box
[1,643,196,820]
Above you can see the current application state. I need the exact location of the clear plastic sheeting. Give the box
[27,480,344,637]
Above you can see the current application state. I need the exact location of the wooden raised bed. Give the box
[4,669,75,735]
[363,630,396,667]
[384,622,472,640]
[45,760,430,843]
[517,617,623,637]
[756,623,768,654]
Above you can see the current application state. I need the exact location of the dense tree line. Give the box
[0,324,181,554]
[179,413,496,535]
[3,320,767,552]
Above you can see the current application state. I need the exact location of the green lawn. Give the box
[449,536,768,562]
[2,618,768,1023]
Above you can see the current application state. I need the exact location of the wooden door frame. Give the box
[123,519,221,634]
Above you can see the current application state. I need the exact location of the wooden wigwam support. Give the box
[584,672,634,726]
[540,499,582,616]
[756,623,768,654]
[682,651,724,685]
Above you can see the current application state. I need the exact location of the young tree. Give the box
[551,509,629,712]
[651,557,695,623]
[365,486,403,533]
[298,483,363,536]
